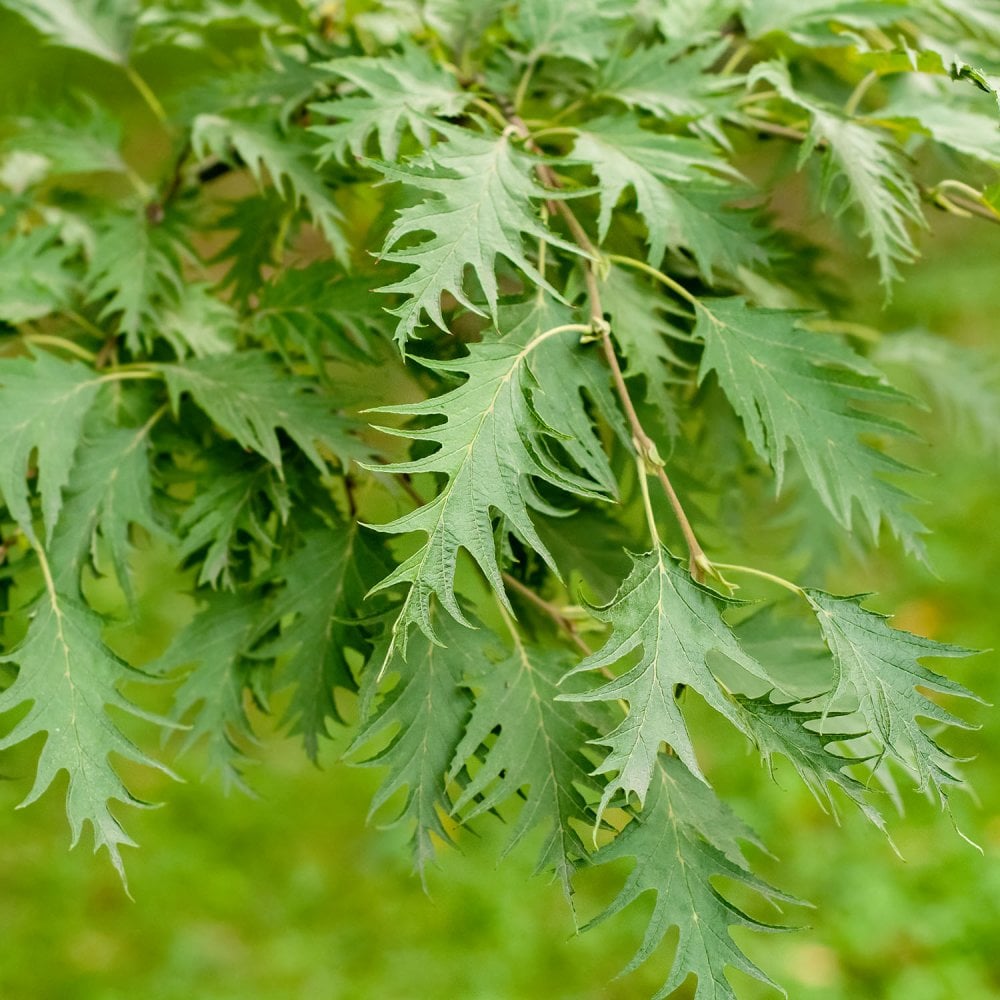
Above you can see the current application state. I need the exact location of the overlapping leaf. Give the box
[805,590,979,799]
[373,127,582,346]
[367,298,616,657]
[151,590,261,790]
[562,545,776,814]
[310,45,468,163]
[48,405,162,598]
[696,297,925,554]
[0,351,101,543]
[0,228,76,323]
[191,113,348,259]
[0,0,136,64]
[573,114,762,276]
[349,616,482,875]
[161,351,364,474]
[85,211,186,352]
[256,524,386,760]
[583,755,790,1000]
[448,632,602,896]
[747,62,925,285]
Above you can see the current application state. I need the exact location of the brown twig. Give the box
[507,111,708,579]
[502,572,592,656]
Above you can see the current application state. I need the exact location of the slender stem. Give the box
[712,562,805,597]
[469,96,511,131]
[737,114,809,144]
[525,126,580,143]
[97,369,160,384]
[636,455,661,547]
[513,58,538,112]
[21,334,96,362]
[720,43,750,76]
[845,70,878,116]
[66,310,108,341]
[606,254,701,310]
[125,65,169,126]
[502,572,592,656]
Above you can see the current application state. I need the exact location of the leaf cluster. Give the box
[0,1,996,995]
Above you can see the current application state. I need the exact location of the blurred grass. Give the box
[1,15,999,998]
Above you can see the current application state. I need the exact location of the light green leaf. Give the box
[373,126,582,346]
[0,0,136,65]
[876,331,1000,452]
[562,545,775,813]
[310,45,469,163]
[158,283,238,358]
[0,228,76,323]
[85,211,185,353]
[597,43,740,122]
[583,755,789,1000]
[747,61,925,285]
[368,299,615,657]
[448,631,602,897]
[508,0,619,66]
[804,590,980,798]
[0,592,170,882]
[598,265,688,439]
[0,351,101,543]
[696,297,926,554]
[48,405,162,599]
[161,352,364,474]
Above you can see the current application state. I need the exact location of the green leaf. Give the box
[876,332,1000,452]
[349,616,480,875]
[368,299,615,657]
[3,100,127,178]
[175,457,287,590]
[732,692,888,832]
[257,524,386,761]
[310,45,469,163]
[249,262,382,364]
[85,211,185,352]
[743,0,908,42]
[0,0,136,65]
[583,754,788,1000]
[508,0,619,66]
[0,592,170,882]
[448,630,602,897]
[161,352,363,474]
[597,43,739,123]
[572,114,761,276]
[748,62,925,285]
[373,127,582,346]
[878,98,1000,166]
[158,283,238,358]
[151,590,261,791]
[48,405,161,599]
[696,297,926,554]
[804,590,980,798]
[190,113,348,261]
[0,351,101,543]
[562,545,775,813]
[0,227,76,323]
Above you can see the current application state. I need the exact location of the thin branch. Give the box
[502,572,592,656]
[505,110,709,579]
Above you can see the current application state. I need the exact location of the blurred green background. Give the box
[0,8,998,999]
